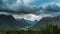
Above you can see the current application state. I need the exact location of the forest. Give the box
[0,24,59,34]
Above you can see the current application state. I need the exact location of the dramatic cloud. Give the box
[23,0,35,4]
[13,14,43,21]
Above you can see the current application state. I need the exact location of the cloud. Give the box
[23,0,34,4]
[13,14,43,21]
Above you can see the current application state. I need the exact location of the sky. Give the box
[1,0,60,28]
[1,0,60,21]
[19,0,60,6]
[1,0,60,10]
[2,0,60,7]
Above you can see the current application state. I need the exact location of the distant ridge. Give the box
[29,16,60,29]
[0,14,18,30]
[0,14,37,30]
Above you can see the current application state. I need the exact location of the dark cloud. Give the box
[0,0,60,15]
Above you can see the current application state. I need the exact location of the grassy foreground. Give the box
[0,24,60,34]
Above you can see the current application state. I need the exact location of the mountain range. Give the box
[0,14,60,30]
[29,16,60,30]
[0,14,38,30]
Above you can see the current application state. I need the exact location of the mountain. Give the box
[30,16,60,29]
[0,14,37,30]
[0,14,18,29]
[16,19,37,28]
[39,16,60,26]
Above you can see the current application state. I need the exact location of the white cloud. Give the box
[23,0,35,4]
[13,14,43,21]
